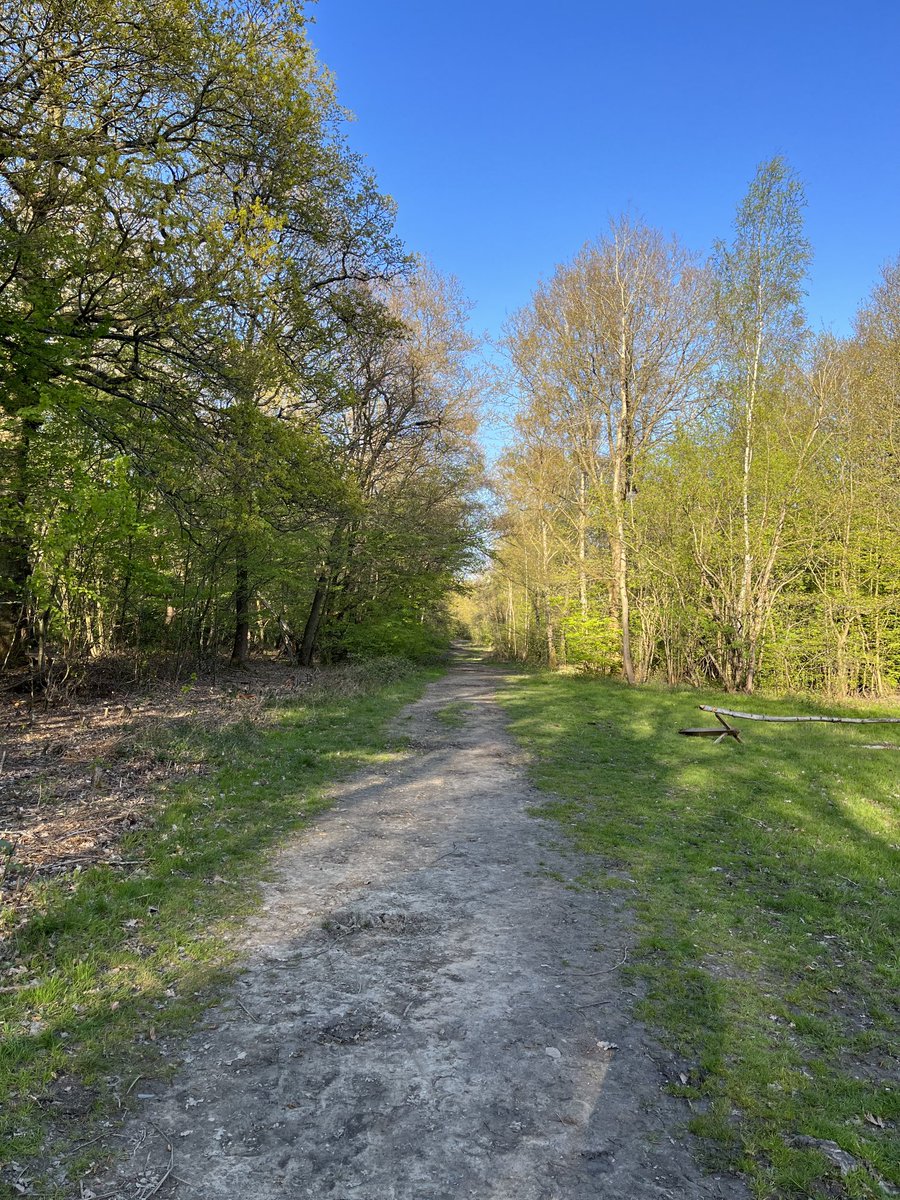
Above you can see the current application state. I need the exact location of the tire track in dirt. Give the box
[102,650,745,1199]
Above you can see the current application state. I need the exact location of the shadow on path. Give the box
[103,650,746,1199]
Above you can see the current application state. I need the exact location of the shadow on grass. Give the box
[40,648,737,1200]
[0,665,439,1195]
[499,671,899,1199]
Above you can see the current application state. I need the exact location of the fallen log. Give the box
[679,705,900,746]
[679,726,741,743]
[699,705,900,725]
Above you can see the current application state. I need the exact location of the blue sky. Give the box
[310,0,899,352]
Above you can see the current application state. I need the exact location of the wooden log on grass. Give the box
[699,706,900,725]
[680,706,899,746]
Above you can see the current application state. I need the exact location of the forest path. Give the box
[106,648,742,1199]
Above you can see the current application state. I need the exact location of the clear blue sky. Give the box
[310,0,899,349]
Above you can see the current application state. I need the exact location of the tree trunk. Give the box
[545,593,557,668]
[613,274,636,686]
[611,450,636,684]
[230,540,251,667]
[613,519,636,684]
[507,579,518,659]
[578,470,588,616]
[0,414,39,667]
[735,300,764,691]
[297,524,350,666]
[298,576,328,667]
[539,515,557,668]
[0,533,30,667]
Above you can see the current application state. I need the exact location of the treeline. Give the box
[0,1,484,684]
[473,159,899,695]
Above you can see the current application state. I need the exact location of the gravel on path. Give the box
[102,650,746,1199]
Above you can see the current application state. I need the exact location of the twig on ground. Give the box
[235,997,260,1023]
[699,704,900,725]
[564,949,628,976]
[42,827,114,841]
[30,857,144,873]
[142,1123,175,1200]
[572,951,628,1010]
[71,1132,107,1154]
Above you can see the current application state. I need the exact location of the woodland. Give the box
[0,0,484,690]
[472,162,900,696]
[1,4,898,700]
[0,7,898,1199]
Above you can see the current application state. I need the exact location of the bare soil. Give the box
[0,663,311,936]
[94,652,747,1199]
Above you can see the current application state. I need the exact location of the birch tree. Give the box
[505,217,711,682]
[712,157,819,690]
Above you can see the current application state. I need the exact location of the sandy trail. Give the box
[105,651,743,1199]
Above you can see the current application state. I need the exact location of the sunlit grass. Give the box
[0,661,440,1198]
[499,671,899,1200]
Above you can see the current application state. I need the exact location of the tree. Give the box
[478,169,899,697]
[710,156,818,691]
[295,264,484,665]
[504,216,711,682]
[0,0,403,664]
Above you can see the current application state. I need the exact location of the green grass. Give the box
[0,659,440,1197]
[498,671,899,1200]
[436,700,471,727]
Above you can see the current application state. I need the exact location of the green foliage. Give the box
[500,669,900,1198]
[0,4,484,675]
[713,155,811,369]
[337,603,453,663]
[477,159,899,697]
[559,608,620,671]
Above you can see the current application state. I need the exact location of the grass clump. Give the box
[499,671,899,1200]
[0,658,439,1197]
[436,700,471,728]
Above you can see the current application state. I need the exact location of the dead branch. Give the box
[699,705,900,725]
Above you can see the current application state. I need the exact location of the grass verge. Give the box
[498,671,899,1200]
[0,657,440,1197]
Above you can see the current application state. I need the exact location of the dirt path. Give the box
[103,651,743,1199]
